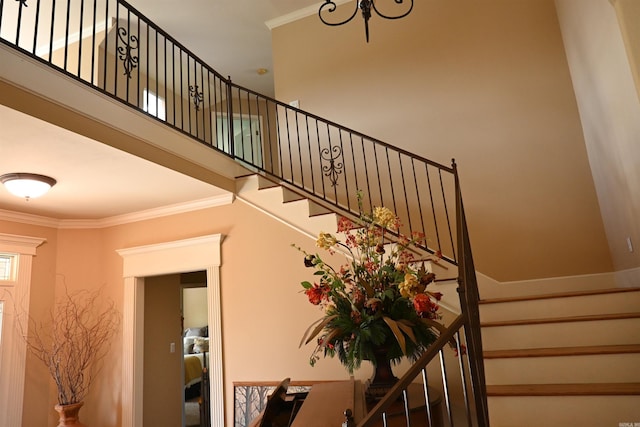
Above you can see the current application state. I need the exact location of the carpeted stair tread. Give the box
[481,312,640,327]
[479,287,640,305]
[484,344,640,358]
[486,383,640,396]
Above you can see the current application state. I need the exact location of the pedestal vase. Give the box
[54,402,87,427]
[365,346,399,400]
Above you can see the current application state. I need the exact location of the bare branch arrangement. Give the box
[21,286,120,405]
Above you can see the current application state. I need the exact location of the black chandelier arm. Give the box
[318,0,414,43]
[318,0,360,27]
[371,0,414,20]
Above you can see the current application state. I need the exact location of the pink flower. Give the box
[350,310,362,325]
[337,216,354,233]
[351,288,365,308]
[364,261,377,274]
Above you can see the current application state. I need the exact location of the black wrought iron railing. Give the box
[1,0,489,425]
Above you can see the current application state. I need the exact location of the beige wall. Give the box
[271,0,613,282]
[4,201,378,427]
[611,0,640,101]
[555,0,640,276]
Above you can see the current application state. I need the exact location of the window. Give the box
[143,89,166,120]
[215,114,263,168]
[0,254,15,281]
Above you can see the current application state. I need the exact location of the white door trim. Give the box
[118,234,225,427]
[0,233,46,427]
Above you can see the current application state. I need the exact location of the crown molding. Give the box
[265,0,352,30]
[0,193,234,229]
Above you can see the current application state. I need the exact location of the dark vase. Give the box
[54,402,87,427]
[365,346,399,400]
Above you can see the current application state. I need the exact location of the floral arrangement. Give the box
[293,196,447,374]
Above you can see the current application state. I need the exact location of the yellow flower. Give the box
[398,273,419,298]
[373,207,397,230]
[316,232,338,249]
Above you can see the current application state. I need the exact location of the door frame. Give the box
[0,233,46,427]
[118,234,224,427]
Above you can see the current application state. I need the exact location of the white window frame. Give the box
[0,253,17,282]
[0,234,46,427]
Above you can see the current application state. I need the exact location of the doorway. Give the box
[181,273,208,427]
[118,234,224,427]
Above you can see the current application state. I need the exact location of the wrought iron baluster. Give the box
[188,84,203,111]
[116,26,138,79]
[320,145,343,188]
[63,0,70,70]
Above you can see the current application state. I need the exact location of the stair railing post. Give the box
[453,160,491,427]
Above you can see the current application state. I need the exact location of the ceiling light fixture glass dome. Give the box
[0,173,57,200]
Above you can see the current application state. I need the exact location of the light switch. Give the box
[170,342,176,353]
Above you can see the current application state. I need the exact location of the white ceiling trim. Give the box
[265,0,352,30]
[0,193,234,229]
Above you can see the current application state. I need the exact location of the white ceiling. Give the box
[125,0,325,96]
[0,0,331,222]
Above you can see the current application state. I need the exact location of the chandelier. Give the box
[318,0,414,43]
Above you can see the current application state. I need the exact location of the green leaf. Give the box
[300,315,339,347]
[301,281,313,290]
[358,278,375,297]
[382,316,407,355]
[396,319,417,345]
[319,328,342,350]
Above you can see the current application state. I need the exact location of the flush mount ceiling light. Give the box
[0,173,57,200]
[319,0,414,43]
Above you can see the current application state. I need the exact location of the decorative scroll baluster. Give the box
[117,27,138,78]
[321,145,344,187]
[189,85,203,111]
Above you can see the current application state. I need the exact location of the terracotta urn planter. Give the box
[54,402,87,427]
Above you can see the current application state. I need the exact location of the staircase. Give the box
[13,0,634,425]
[480,287,640,426]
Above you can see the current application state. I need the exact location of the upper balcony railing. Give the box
[0,0,458,265]
[0,0,489,425]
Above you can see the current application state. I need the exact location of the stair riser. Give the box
[484,353,640,385]
[236,176,338,238]
[482,318,640,350]
[488,395,640,427]
[480,291,640,322]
